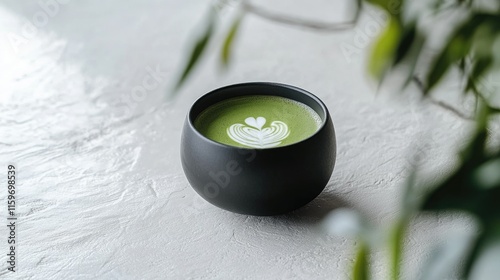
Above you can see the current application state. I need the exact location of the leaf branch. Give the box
[412,76,475,120]
[241,0,360,32]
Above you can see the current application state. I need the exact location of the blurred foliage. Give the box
[221,14,243,67]
[176,0,500,279]
[174,9,216,90]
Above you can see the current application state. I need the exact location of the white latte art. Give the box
[227,117,290,148]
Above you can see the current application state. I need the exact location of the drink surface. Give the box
[194,95,322,148]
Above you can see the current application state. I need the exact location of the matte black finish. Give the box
[181,82,336,216]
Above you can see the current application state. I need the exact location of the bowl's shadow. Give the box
[281,190,350,224]
[256,186,352,226]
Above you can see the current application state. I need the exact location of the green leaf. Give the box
[353,242,370,280]
[470,56,492,79]
[419,234,475,280]
[175,9,216,90]
[465,21,496,92]
[322,209,368,238]
[424,13,495,94]
[422,153,486,215]
[403,32,426,88]
[393,23,416,65]
[469,237,500,279]
[425,53,449,94]
[473,159,500,190]
[221,14,243,67]
[323,209,372,279]
[421,108,500,222]
[472,23,495,59]
[369,17,401,79]
[389,220,406,280]
[489,105,500,114]
[425,35,470,94]
[464,222,500,278]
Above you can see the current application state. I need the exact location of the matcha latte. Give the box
[194,95,322,148]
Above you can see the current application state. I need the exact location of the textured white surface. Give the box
[0,1,485,279]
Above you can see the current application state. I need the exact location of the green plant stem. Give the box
[241,0,360,32]
[353,241,370,280]
[390,220,407,280]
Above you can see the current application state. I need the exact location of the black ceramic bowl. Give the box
[181,82,336,216]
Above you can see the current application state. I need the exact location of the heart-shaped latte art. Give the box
[244,117,266,130]
[227,117,290,148]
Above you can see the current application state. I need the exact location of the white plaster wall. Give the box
[0,0,486,279]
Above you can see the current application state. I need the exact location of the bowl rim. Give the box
[187,82,331,150]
